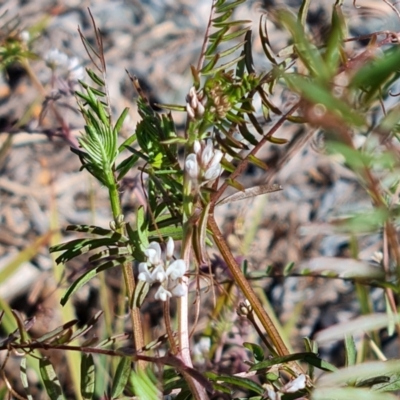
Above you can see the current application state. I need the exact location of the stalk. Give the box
[108,181,145,370]
[208,215,304,376]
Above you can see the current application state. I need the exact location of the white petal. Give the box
[209,149,223,169]
[201,139,214,167]
[145,242,162,265]
[154,286,172,301]
[186,103,195,119]
[196,101,205,117]
[45,48,68,69]
[166,259,186,279]
[170,283,186,297]
[185,153,199,179]
[282,374,307,393]
[193,140,201,154]
[138,263,152,282]
[204,164,222,182]
[189,87,198,109]
[152,265,167,282]
[166,237,174,260]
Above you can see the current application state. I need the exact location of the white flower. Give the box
[170,282,185,297]
[166,237,174,260]
[185,153,199,180]
[193,140,201,154]
[155,286,172,301]
[193,337,211,357]
[204,160,222,181]
[20,30,30,43]
[185,139,223,185]
[138,263,166,283]
[201,140,214,166]
[166,259,186,280]
[138,238,187,301]
[144,242,162,266]
[67,57,85,82]
[282,374,307,393]
[45,48,68,69]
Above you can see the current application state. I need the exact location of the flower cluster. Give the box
[138,237,186,301]
[185,139,223,186]
[44,48,85,82]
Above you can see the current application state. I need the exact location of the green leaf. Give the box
[279,10,329,81]
[111,357,131,398]
[220,27,249,43]
[209,374,264,395]
[114,107,129,136]
[35,319,78,343]
[250,352,337,372]
[205,40,246,60]
[39,358,64,400]
[86,68,105,86]
[327,141,372,169]
[283,261,295,276]
[316,313,400,344]
[116,153,140,180]
[298,0,311,27]
[259,15,277,64]
[318,360,400,390]
[60,256,133,306]
[373,372,400,393]
[238,121,258,146]
[351,48,400,104]
[248,154,269,171]
[313,387,398,400]
[335,208,390,234]
[201,54,245,76]
[51,237,126,264]
[80,354,95,400]
[345,335,357,367]
[304,353,337,372]
[130,369,161,400]
[20,358,34,400]
[284,74,364,126]
[65,224,127,239]
[323,6,346,77]
[243,342,265,362]
[216,0,246,13]
[212,10,233,24]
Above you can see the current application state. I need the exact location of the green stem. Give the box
[108,182,145,369]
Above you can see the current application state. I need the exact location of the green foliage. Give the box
[5,0,400,398]
[39,358,65,400]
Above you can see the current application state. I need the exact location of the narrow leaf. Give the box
[201,54,245,76]
[60,256,133,306]
[81,354,95,400]
[20,358,34,400]
[212,374,264,395]
[217,184,281,205]
[111,357,131,398]
[345,335,357,367]
[39,358,64,400]
[216,0,246,13]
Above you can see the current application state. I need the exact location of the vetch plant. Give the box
[4,1,400,399]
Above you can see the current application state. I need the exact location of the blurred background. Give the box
[1,0,400,396]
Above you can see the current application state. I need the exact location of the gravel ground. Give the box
[1,0,400,395]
